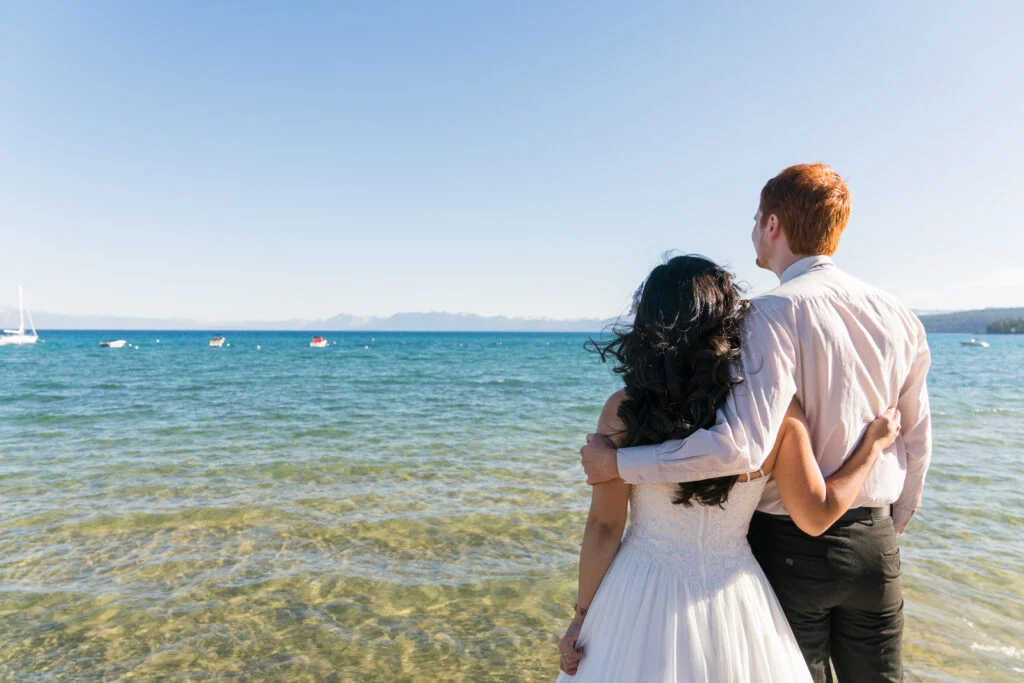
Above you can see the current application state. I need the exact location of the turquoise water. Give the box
[0,331,1021,681]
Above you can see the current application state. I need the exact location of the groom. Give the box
[579,163,931,683]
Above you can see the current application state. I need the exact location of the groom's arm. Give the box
[892,325,932,533]
[615,301,799,485]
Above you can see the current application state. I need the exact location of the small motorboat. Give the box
[210,336,227,348]
[961,338,990,348]
[310,336,329,348]
[100,340,127,348]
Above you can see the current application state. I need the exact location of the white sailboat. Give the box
[0,285,39,346]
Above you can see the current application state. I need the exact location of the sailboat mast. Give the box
[26,301,37,337]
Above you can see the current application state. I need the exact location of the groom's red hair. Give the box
[759,163,851,256]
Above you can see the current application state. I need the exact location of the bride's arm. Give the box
[560,390,630,675]
[771,401,900,537]
[576,392,631,612]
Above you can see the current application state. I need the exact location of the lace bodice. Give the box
[621,479,768,580]
[560,475,815,683]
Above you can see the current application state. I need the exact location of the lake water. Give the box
[1,331,1020,681]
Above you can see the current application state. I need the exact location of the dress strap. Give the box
[737,467,767,483]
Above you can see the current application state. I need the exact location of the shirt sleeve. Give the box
[892,324,932,533]
[616,300,799,485]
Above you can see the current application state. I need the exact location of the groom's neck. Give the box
[770,252,806,280]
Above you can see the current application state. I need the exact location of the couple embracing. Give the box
[557,164,931,682]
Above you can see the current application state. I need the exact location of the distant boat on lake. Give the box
[0,286,39,346]
[210,336,226,348]
[310,336,329,348]
[961,338,990,348]
[100,340,127,348]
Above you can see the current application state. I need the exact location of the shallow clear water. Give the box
[0,331,1020,681]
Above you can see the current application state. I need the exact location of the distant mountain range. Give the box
[2,306,1020,334]
[914,307,1024,334]
[0,308,619,333]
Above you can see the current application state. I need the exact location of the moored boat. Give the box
[0,286,39,346]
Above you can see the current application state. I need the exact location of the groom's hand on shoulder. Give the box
[580,434,620,485]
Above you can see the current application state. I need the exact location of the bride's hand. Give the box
[559,618,584,675]
[865,407,902,450]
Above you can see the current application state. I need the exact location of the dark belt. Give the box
[837,506,891,522]
[760,506,891,523]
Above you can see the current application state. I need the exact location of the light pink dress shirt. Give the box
[616,255,932,533]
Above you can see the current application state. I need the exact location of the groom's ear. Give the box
[765,214,793,251]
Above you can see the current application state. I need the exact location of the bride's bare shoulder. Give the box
[600,389,628,417]
[597,390,628,444]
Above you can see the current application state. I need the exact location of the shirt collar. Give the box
[780,255,834,284]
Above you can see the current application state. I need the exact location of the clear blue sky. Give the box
[2,1,1022,321]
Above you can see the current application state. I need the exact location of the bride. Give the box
[557,255,899,681]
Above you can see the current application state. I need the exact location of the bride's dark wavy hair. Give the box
[586,255,749,507]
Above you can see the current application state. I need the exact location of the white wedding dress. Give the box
[557,478,812,682]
